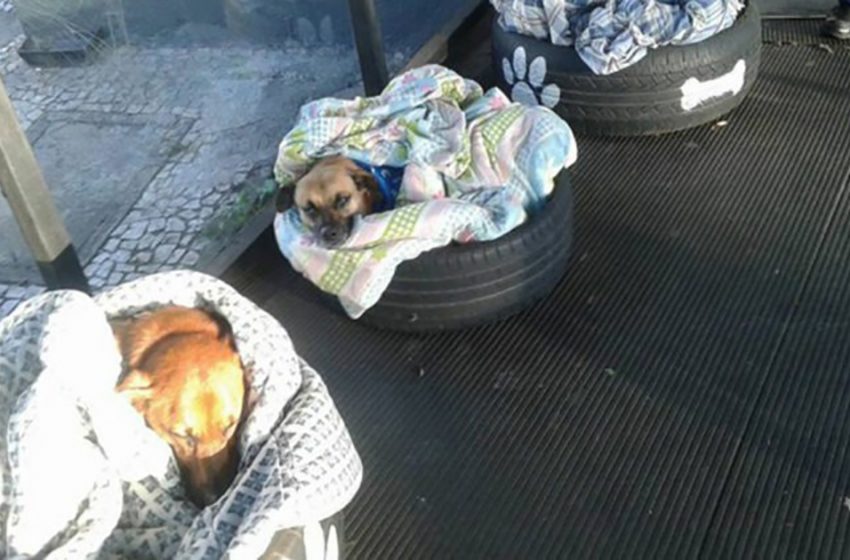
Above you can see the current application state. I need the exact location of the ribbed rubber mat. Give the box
[224,45,850,559]
[701,128,850,556]
[763,18,850,46]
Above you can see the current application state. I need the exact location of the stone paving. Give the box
[0,10,401,319]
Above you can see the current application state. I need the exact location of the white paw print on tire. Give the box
[502,46,561,109]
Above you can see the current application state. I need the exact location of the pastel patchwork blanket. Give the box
[490,0,744,75]
[273,65,577,319]
[0,271,361,559]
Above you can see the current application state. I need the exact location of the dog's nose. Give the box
[190,486,221,508]
[320,225,345,246]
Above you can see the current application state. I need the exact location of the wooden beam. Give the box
[0,77,89,292]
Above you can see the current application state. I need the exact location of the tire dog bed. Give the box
[491,2,762,136]
[350,171,574,332]
[273,65,578,329]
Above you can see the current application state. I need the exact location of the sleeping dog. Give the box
[112,306,246,508]
[275,155,403,247]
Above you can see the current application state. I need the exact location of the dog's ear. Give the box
[349,166,377,192]
[275,187,294,213]
[205,309,237,349]
[349,166,382,209]
[116,369,155,411]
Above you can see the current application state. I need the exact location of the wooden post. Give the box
[0,77,90,293]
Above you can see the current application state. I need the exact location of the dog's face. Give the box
[276,156,379,247]
[113,307,246,507]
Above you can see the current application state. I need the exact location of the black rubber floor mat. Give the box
[763,18,850,47]
[760,1,833,18]
[701,158,850,556]
[223,43,850,559]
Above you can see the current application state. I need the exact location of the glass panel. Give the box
[376,0,480,61]
[0,0,477,317]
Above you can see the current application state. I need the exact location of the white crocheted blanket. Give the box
[0,271,362,559]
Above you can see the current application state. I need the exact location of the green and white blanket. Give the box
[274,65,577,318]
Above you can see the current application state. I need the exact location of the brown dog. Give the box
[276,155,380,247]
[112,306,245,507]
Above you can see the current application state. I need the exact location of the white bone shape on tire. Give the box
[680,60,746,111]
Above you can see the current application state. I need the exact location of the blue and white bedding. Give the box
[491,0,744,75]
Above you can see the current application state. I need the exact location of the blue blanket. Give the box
[491,0,744,75]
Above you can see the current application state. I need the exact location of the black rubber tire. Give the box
[491,2,762,136]
[350,172,574,332]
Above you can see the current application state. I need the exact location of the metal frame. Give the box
[0,77,90,293]
[346,0,390,95]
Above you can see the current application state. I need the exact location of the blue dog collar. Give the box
[352,160,404,213]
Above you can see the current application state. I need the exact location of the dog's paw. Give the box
[502,46,561,109]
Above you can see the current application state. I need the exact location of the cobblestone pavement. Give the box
[0,13,387,319]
